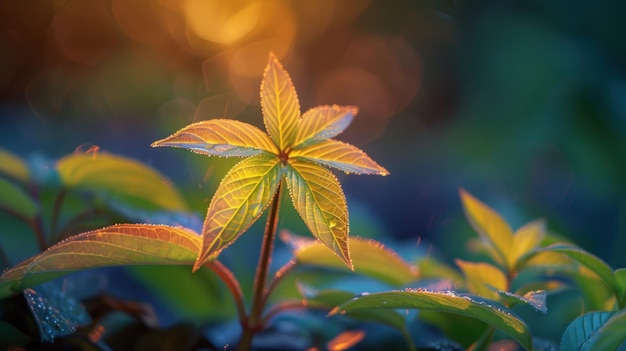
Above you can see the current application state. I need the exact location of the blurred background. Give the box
[1,0,625,270]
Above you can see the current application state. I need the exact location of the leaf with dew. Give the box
[151,119,278,157]
[284,159,351,269]
[0,224,201,297]
[292,140,389,176]
[293,105,356,149]
[195,153,282,270]
[331,289,533,350]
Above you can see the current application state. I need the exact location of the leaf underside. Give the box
[292,139,389,176]
[293,105,356,149]
[151,119,277,157]
[195,153,282,270]
[284,159,352,269]
[0,224,201,298]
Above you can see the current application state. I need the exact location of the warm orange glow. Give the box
[184,0,263,45]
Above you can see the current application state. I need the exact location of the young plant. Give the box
[151,52,388,348]
[0,53,389,349]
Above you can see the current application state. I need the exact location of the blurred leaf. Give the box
[151,119,277,156]
[293,105,356,148]
[539,244,615,291]
[0,224,200,297]
[261,52,300,151]
[327,330,365,351]
[285,159,351,269]
[128,265,234,321]
[0,148,29,182]
[0,177,38,220]
[331,289,533,351]
[510,219,546,270]
[283,230,418,286]
[57,152,187,211]
[0,320,32,347]
[195,153,281,270]
[614,268,626,308]
[108,201,203,233]
[497,290,547,313]
[23,281,91,342]
[560,311,613,351]
[455,259,507,300]
[459,189,514,269]
[417,256,463,282]
[291,140,389,175]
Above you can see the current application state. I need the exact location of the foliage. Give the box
[1,53,625,351]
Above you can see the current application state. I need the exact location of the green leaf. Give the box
[416,257,463,282]
[455,260,507,300]
[509,219,546,270]
[539,244,615,291]
[151,119,278,157]
[293,105,356,148]
[614,268,626,308]
[195,153,282,270]
[0,148,29,182]
[0,177,38,220]
[459,189,514,269]
[292,140,389,176]
[281,230,418,286]
[57,152,187,211]
[579,309,626,350]
[261,52,300,151]
[0,224,201,298]
[331,289,533,350]
[285,159,351,269]
[560,311,614,351]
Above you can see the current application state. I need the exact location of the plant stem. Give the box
[205,260,246,322]
[237,182,283,351]
[261,258,296,308]
[49,188,68,242]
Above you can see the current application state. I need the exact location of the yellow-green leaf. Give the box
[261,52,300,151]
[293,105,356,149]
[57,152,187,211]
[195,153,282,270]
[0,148,29,182]
[459,189,514,269]
[284,159,352,269]
[0,224,201,298]
[0,177,38,220]
[292,140,389,176]
[455,259,508,300]
[281,230,418,286]
[151,119,278,157]
[509,219,546,270]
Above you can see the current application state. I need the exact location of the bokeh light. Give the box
[1,0,626,272]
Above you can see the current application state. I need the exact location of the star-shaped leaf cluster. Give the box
[152,53,388,271]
